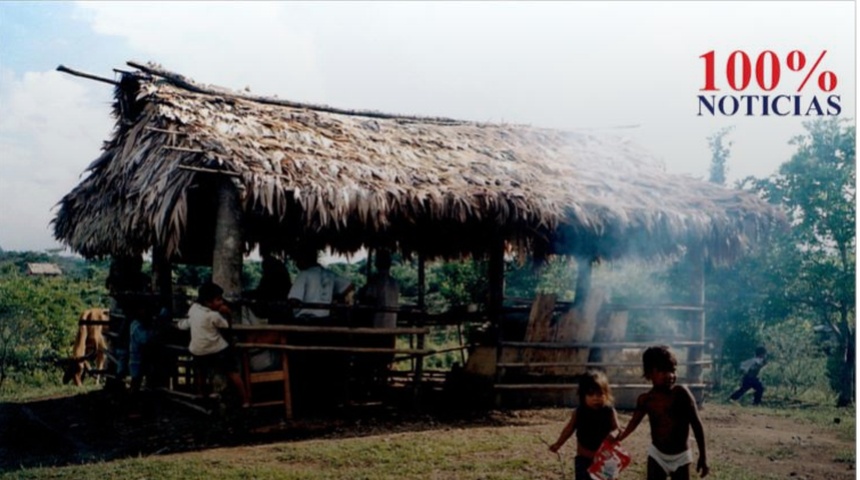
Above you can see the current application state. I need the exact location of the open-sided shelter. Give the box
[54,61,783,412]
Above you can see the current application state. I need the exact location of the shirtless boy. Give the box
[615,346,709,479]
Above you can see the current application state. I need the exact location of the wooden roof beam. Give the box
[56,65,118,86]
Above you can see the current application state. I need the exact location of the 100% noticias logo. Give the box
[697,50,841,117]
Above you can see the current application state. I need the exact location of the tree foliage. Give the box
[708,126,734,185]
[765,118,856,406]
[760,318,831,400]
[707,118,855,406]
[0,274,102,389]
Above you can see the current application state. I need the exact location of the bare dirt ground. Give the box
[0,389,854,479]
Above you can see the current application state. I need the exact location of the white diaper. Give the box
[647,444,694,473]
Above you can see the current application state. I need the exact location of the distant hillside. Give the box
[0,251,110,280]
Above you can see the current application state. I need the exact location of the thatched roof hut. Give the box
[53,61,781,264]
[26,262,63,276]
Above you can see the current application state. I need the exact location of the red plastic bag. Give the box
[587,440,632,480]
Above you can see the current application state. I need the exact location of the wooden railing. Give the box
[489,302,712,407]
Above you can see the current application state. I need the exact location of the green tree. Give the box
[708,126,734,185]
[760,318,830,401]
[505,256,577,301]
[174,264,212,288]
[434,260,487,309]
[759,118,855,406]
[681,120,854,405]
[0,275,92,389]
[700,232,800,386]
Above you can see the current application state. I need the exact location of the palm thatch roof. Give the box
[53,61,782,263]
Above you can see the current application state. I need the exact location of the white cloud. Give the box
[0,69,114,251]
[75,1,327,101]
[1,1,854,251]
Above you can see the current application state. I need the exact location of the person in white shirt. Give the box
[360,249,400,329]
[288,248,354,320]
[356,249,401,390]
[288,248,355,410]
[729,346,768,405]
[177,282,249,407]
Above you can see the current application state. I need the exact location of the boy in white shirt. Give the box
[178,282,249,407]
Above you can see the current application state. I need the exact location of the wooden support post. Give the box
[588,307,629,380]
[280,349,292,419]
[152,246,174,389]
[573,256,592,308]
[556,286,605,376]
[152,246,173,312]
[521,294,557,377]
[456,323,466,365]
[488,238,505,325]
[488,237,505,406]
[212,179,244,309]
[413,254,426,407]
[686,244,705,385]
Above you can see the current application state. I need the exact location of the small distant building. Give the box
[27,262,63,276]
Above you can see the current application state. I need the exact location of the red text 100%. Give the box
[700,50,837,92]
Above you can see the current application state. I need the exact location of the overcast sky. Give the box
[0,1,855,253]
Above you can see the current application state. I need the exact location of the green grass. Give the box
[2,419,839,480]
[2,459,290,480]
[0,382,100,403]
[833,449,855,464]
[1,393,854,480]
[2,428,563,480]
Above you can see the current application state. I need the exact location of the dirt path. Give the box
[695,404,855,480]
[0,391,854,479]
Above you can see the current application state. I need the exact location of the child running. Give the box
[615,345,709,479]
[729,346,767,405]
[549,370,621,480]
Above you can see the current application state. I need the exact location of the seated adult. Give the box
[287,247,354,411]
[358,249,400,330]
[356,249,400,393]
[248,255,293,324]
[237,255,292,372]
[288,247,354,322]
